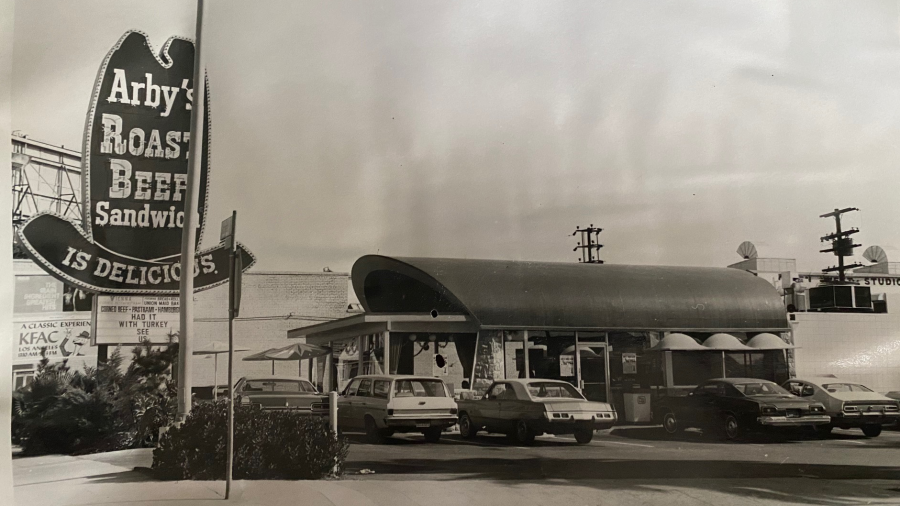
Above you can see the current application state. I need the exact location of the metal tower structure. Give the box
[573,224,604,264]
[819,207,863,283]
[11,132,83,229]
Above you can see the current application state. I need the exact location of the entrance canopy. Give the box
[348,255,789,332]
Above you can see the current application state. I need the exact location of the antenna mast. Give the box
[573,224,604,264]
[819,207,862,284]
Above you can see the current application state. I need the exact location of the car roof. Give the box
[793,376,857,387]
[705,378,777,385]
[494,378,573,386]
[351,375,445,382]
[238,376,314,382]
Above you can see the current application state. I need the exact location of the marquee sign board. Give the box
[95,295,180,345]
[13,313,96,364]
[16,31,254,294]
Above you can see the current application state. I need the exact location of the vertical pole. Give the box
[523,330,530,379]
[721,351,726,378]
[382,331,391,375]
[501,331,507,379]
[574,331,580,391]
[213,354,218,401]
[177,0,206,424]
[604,332,611,403]
[325,347,334,392]
[469,332,480,389]
[358,335,364,376]
[225,210,236,500]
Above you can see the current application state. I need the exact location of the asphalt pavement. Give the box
[12,426,900,505]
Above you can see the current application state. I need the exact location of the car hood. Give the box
[538,399,615,412]
[827,391,894,402]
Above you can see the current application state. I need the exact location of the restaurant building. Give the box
[289,255,792,421]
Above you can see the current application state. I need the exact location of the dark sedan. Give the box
[234,376,328,414]
[657,378,830,440]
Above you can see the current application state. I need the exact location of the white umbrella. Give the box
[193,342,250,400]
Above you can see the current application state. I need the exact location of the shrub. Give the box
[152,401,348,480]
[12,338,179,456]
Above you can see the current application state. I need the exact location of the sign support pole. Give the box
[176,0,206,423]
[225,211,238,500]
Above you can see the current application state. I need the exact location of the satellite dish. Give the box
[863,245,887,264]
[737,241,758,260]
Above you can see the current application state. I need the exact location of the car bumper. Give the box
[834,412,900,426]
[536,412,618,431]
[757,415,831,426]
[383,415,458,429]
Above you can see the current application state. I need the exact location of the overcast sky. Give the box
[12,0,900,274]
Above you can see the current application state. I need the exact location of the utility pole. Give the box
[819,207,862,284]
[573,225,604,264]
[176,0,206,423]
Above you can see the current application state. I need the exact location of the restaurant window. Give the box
[672,352,721,386]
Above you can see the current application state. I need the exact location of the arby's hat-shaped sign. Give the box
[16,31,254,294]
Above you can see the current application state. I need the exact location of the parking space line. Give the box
[602,441,655,448]
[833,439,867,445]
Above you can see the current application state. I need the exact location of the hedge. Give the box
[152,401,348,480]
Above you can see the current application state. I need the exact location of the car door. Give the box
[338,379,361,429]
[684,382,719,425]
[480,383,508,431]
[500,382,537,426]
[364,379,391,425]
[353,379,373,428]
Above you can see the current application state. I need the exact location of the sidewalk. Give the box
[13,448,900,506]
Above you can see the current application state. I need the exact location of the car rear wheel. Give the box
[364,416,387,444]
[511,420,536,445]
[662,411,680,435]
[815,424,833,437]
[722,414,742,441]
[862,424,882,438]
[574,428,594,444]
[423,427,442,443]
[459,413,478,439]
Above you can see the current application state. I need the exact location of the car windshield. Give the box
[243,380,316,393]
[527,382,584,399]
[822,383,873,393]
[732,382,791,397]
[393,379,447,398]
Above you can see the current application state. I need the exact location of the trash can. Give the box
[623,392,652,423]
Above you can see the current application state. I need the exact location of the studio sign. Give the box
[17,31,254,294]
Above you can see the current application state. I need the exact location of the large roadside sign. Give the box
[13,313,96,364]
[16,30,254,294]
[95,295,180,345]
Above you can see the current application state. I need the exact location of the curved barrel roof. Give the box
[351,255,790,332]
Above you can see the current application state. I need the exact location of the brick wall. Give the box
[191,271,349,387]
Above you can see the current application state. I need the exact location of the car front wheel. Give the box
[574,428,593,444]
[662,411,680,435]
[862,424,882,438]
[722,414,742,441]
[459,413,478,439]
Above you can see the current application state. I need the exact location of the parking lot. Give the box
[342,425,900,502]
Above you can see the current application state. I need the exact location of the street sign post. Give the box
[223,210,241,499]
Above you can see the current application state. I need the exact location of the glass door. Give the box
[577,342,609,402]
